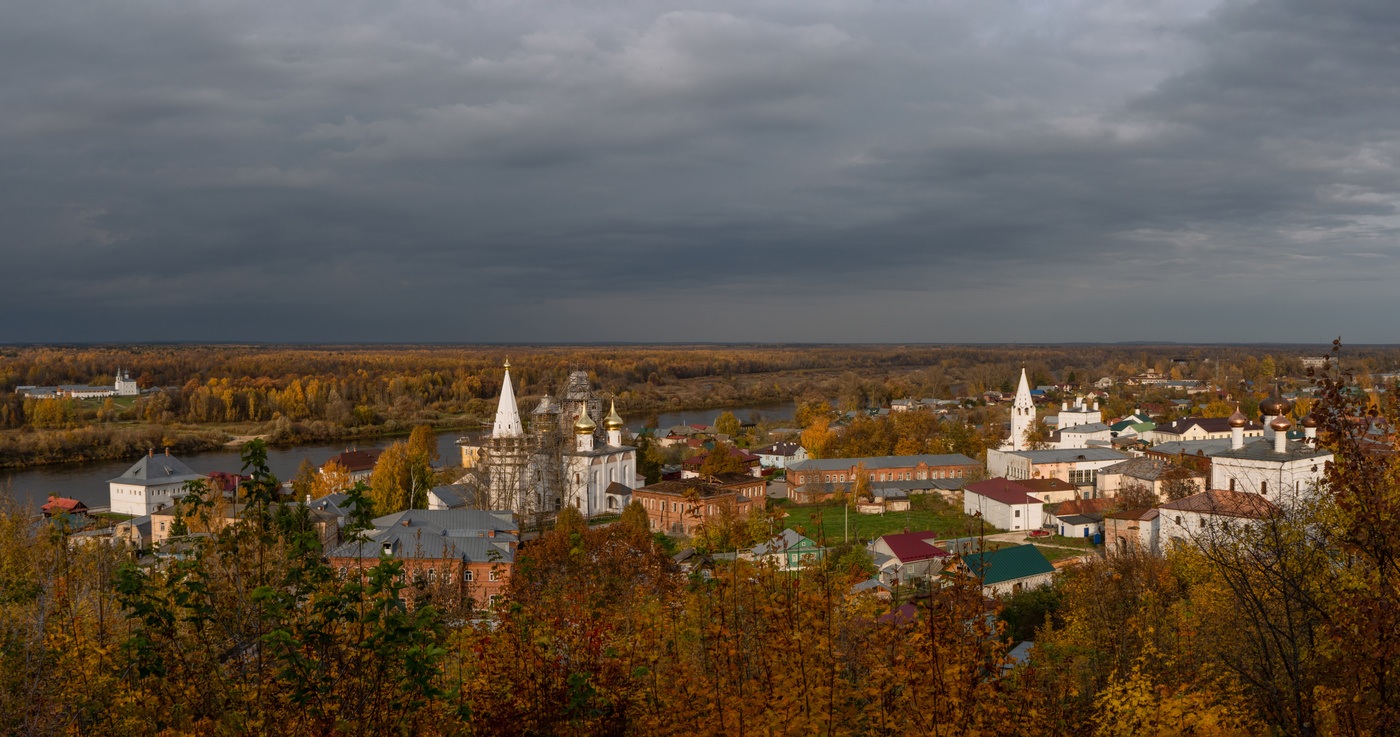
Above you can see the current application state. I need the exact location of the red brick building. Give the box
[326,509,517,608]
[786,453,980,487]
[633,473,764,535]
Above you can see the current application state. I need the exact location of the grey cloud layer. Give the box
[2,0,1398,343]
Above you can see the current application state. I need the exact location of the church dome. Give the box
[1301,413,1319,428]
[574,411,597,434]
[1260,393,1292,416]
[604,400,625,431]
[1227,406,1248,428]
[1270,415,1292,432]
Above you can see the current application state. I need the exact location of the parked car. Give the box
[1028,529,1051,538]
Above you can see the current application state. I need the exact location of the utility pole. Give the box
[844,501,848,544]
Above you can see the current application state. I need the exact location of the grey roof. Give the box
[754,441,804,457]
[1212,439,1332,463]
[428,485,468,509]
[1098,456,1202,481]
[1057,514,1100,525]
[327,533,515,564]
[327,509,519,563]
[308,492,356,518]
[1148,438,1236,457]
[789,453,979,472]
[795,478,960,496]
[1006,448,1130,464]
[116,514,152,534]
[851,578,891,594]
[371,508,516,534]
[108,454,205,486]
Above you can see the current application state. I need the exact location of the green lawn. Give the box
[783,498,1002,546]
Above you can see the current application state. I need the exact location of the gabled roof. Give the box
[964,478,1041,506]
[1098,457,1202,482]
[322,448,383,473]
[109,454,204,487]
[851,578,891,594]
[1049,497,1115,517]
[753,441,804,457]
[962,545,1055,586]
[327,509,519,563]
[41,497,88,513]
[1160,489,1276,519]
[1056,514,1100,525]
[1148,438,1235,458]
[877,531,950,563]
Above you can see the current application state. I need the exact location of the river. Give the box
[4,402,797,511]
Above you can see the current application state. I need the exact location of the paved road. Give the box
[984,530,1094,553]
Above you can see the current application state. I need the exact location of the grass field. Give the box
[780,497,1003,546]
[1034,545,1093,562]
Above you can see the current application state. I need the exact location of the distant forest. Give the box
[0,343,1395,467]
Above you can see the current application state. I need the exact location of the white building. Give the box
[986,447,1132,488]
[1004,367,1035,451]
[562,401,637,516]
[1056,396,1102,429]
[1209,401,1331,502]
[108,450,207,516]
[1158,490,1277,550]
[115,369,139,396]
[1053,422,1112,449]
[752,441,808,469]
[963,478,1045,532]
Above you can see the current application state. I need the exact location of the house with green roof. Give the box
[748,528,823,571]
[952,544,1057,596]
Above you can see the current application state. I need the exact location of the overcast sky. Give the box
[3,0,1399,344]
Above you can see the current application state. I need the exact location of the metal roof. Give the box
[962,544,1055,586]
[108,454,205,487]
[789,453,979,472]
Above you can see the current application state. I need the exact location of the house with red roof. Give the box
[963,478,1044,532]
[320,448,383,482]
[41,496,89,518]
[870,530,952,585]
[680,446,762,479]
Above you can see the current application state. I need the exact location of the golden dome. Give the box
[574,411,597,434]
[1270,415,1292,432]
[1260,392,1291,417]
[1301,413,1319,428]
[604,400,625,431]
[1227,406,1248,428]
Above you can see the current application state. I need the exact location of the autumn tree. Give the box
[1116,481,1157,509]
[1023,418,1053,450]
[309,458,351,500]
[290,457,318,499]
[619,500,650,533]
[698,445,746,476]
[801,416,834,459]
[714,410,741,438]
[369,441,415,514]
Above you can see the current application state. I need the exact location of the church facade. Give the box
[479,364,638,520]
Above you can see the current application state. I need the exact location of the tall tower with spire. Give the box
[1008,367,1036,451]
[483,360,535,514]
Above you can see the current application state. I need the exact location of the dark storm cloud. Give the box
[2,0,1399,343]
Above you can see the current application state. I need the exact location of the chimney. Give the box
[305,494,311,504]
[489,529,496,538]
[165,447,170,456]
[149,448,154,457]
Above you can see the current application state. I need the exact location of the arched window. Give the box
[1229,478,1236,491]
[1175,516,1182,527]
[464,570,474,582]
[428,568,437,583]
[1260,481,1268,495]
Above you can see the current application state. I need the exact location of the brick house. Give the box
[786,454,980,487]
[632,475,763,535]
[326,509,518,609]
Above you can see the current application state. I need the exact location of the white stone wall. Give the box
[109,482,188,516]
[983,571,1056,597]
[1210,456,1328,501]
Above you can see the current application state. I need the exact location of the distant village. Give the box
[32,352,1375,652]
